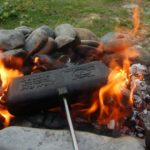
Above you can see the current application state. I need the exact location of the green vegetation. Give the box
[0,0,149,37]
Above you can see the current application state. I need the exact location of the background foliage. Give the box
[0,0,149,37]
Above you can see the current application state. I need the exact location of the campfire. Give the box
[0,2,150,150]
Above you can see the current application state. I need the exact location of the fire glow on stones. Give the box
[0,1,143,128]
[83,3,141,125]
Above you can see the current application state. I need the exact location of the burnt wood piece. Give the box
[6,61,109,115]
[143,111,150,149]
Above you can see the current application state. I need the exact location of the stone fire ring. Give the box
[0,126,144,150]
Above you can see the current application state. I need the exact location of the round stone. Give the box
[55,23,76,38]
[0,30,25,51]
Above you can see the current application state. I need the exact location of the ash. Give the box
[120,63,150,138]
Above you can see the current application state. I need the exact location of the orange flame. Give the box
[98,64,129,124]
[0,60,23,91]
[95,2,142,125]
[0,58,23,127]
[83,42,139,125]
[132,6,140,35]
[0,108,14,127]
[115,1,141,36]
[70,1,142,126]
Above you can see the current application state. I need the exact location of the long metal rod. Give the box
[63,97,79,150]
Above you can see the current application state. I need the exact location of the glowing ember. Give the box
[32,56,40,71]
[34,56,39,64]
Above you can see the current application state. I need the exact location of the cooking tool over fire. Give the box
[6,61,109,150]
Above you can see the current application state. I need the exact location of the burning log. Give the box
[6,61,109,115]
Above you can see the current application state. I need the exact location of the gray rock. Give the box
[128,45,150,66]
[0,30,25,50]
[75,28,99,41]
[81,40,100,47]
[74,45,97,56]
[100,32,134,52]
[24,28,48,55]
[55,23,76,38]
[1,49,27,58]
[73,45,100,63]
[38,25,55,38]
[15,26,33,37]
[37,37,56,55]
[55,35,75,49]
[0,126,144,150]
[0,49,27,69]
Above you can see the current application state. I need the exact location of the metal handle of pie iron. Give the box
[58,87,79,150]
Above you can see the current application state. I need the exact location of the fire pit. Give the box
[0,4,150,150]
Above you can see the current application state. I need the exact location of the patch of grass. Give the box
[0,0,149,37]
